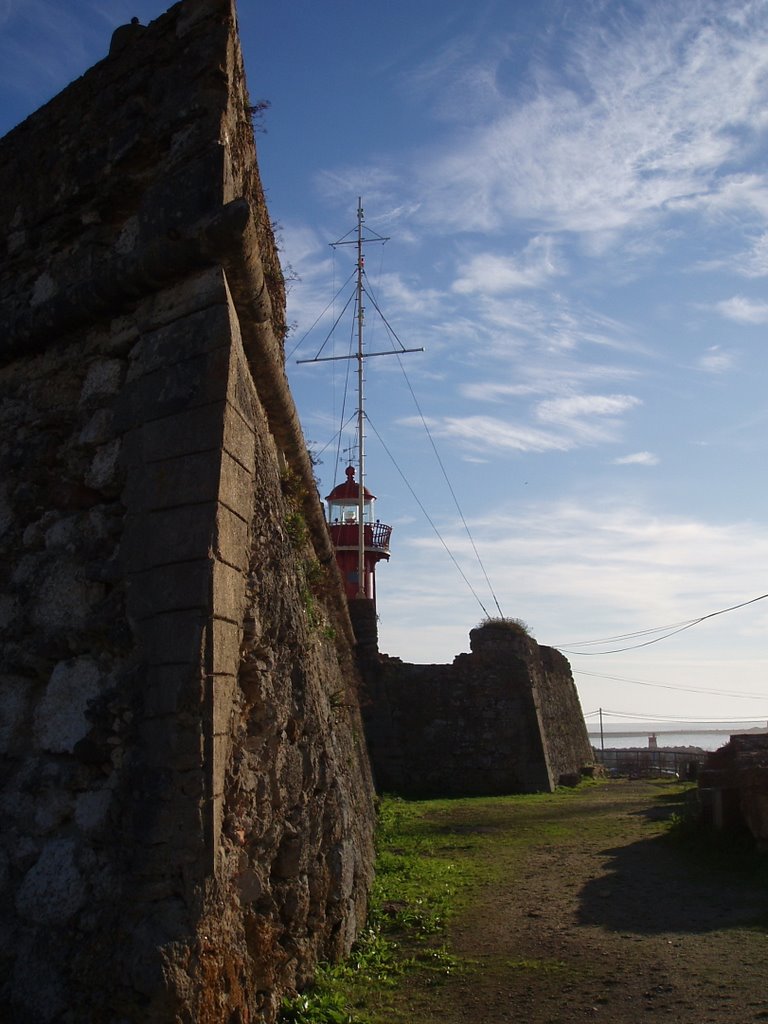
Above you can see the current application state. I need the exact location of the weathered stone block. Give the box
[137,267,226,332]
[79,358,125,405]
[118,344,232,432]
[122,502,218,571]
[211,616,241,676]
[144,663,204,717]
[127,301,231,380]
[212,558,246,623]
[74,789,113,834]
[139,400,227,463]
[223,398,257,474]
[138,609,206,666]
[138,450,223,509]
[215,502,250,570]
[30,559,105,634]
[138,716,205,771]
[33,657,101,754]
[0,675,34,754]
[212,673,238,736]
[219,448,255,520]
[84,437,122,493]
[129,558,211,618]
[15,839,87,926]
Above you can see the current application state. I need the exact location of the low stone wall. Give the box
[699,734,768,849]
[362,622,593,796]
[0,2,375,1021]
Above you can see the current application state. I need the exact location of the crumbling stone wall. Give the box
[362,622,593,796]
[0,2,375,1021]
[699,734,768,849]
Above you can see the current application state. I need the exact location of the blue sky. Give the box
[2,0,768,726]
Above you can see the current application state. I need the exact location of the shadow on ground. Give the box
[576,831,767,934]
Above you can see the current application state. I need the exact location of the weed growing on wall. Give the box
[475,615,532,636]
[280,466,337,636]
[281,467,309,549]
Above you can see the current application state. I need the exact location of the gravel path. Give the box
[425,780,768,1024]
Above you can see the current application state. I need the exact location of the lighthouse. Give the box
[297,200,419,649]
[326,465,392,609]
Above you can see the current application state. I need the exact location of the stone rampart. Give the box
[699,734,768,849]
[0,3,375,1021]
[362,622,593,796]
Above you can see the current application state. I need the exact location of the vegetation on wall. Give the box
[475,615,532,637]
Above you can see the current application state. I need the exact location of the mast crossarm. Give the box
[297,347,423,365]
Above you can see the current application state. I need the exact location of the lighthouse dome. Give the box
[325,465,376,502]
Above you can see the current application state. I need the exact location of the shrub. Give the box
[475,615,531,637]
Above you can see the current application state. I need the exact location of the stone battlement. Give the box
[0,3,374,1021]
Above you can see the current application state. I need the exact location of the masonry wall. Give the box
[0,3,375,1021]
[362,623,593,796]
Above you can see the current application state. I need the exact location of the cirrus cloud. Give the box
[715,295,768,324]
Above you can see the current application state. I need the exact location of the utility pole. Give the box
[599,707,605,756]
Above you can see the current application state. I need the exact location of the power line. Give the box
[576,668,767,701]
[557,591,768,655]
[582,708,766,724]
[364,280,505,619]
[366,414,492,619]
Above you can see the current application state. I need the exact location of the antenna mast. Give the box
[297,199,423,601]
[355,198,366,595]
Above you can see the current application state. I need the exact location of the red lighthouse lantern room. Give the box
[326,466,392,607]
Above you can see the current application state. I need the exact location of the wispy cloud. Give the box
[715,295,768,324]
[382,497,768,669]
[374,272,445,317]
[421,414,571,454]
[452,236,562,294]
[470,294,640,359]
[673,174,768,221]
[536,393,640,422]
[280,222,337,337]
[613,451,659,466]
[721,232,768,278]
[400,1,768,240]
[461,361,642,403]
[315,166,401,209]
[697,345,735,372]
[535,393,641,444]
[401,390,640,455]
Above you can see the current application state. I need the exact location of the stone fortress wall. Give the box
[0,2,376,1021]
[0,1,598,1019]
[362,621,594,796]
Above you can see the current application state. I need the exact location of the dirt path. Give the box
[406,780,768,1024]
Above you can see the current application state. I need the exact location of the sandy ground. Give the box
[408,780,768,1024]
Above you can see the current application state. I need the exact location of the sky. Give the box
[2,0,768,728]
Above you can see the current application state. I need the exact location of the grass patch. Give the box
[279,785,604,1023]
[505,958,569,973]
[279,779,768,1022]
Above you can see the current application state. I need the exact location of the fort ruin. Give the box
[0,2,593,1020]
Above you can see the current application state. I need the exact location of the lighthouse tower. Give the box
[326,465,392,609]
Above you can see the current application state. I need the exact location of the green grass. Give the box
[279,778,766,1023]
[279,796,472,1023]
[278,786,598,1024]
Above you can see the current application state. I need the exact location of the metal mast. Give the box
[297,199,422,602]
[355,199,366,595]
